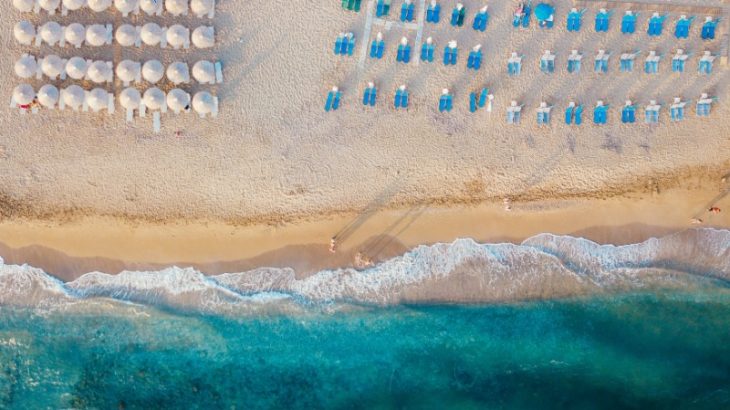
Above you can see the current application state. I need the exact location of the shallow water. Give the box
[1,289,729,409]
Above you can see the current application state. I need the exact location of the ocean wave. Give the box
[0,229,728,312]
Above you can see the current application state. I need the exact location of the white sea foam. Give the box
[0,229,728,312]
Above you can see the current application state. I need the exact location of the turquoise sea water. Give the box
[1,289,729,409]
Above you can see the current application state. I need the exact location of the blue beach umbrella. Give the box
[534,3,554,21]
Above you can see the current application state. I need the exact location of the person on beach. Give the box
[330,237,337,253]
[709,207,721,214]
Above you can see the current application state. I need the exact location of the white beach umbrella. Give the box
[192,91,215,115]
[143,88,165,111]
[166,61,190,85]
[116,60,140,84]
[142,60,164,83]
[167,88,190,112]
[37,84,59,108]
[139,0,159,15]
[14,21,36,45]
[115,24,137,47]
[87,88,109,112]
[39,0,60,13]
[13,84,35,106]
[190,0,213,17]
[41,55,64,79]
[87,61,111,83]
[192,26,214,48]
[87,0,111,12]
[13,0,35,12]
[119,87,141,109]
[140,23,163,46]
[166,25,188,49]
[192,60,215,83]
[114,0,138,14]
[63,85,85,109]
[65,23,86,47]
[65,57,88,80]
[40,22,63,45]
[86,24,108,46]
[63,0,86,11]
[165,0,187,15]
[14,55,38,79]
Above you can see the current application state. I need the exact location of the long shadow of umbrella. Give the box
[333,178,405,245]
[359,202,429,259]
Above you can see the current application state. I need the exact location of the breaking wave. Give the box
[0,229,728,313]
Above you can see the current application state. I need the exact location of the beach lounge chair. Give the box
[595,9,611,32]
[451,3,466,27]
[376,0,391,17]
[565,102,584,125]
[325,86,341,112]
[346,33,356,56]
[400,0,415,22]
[370,32,385,59]
[620,51,638,72]
[536,102,552,125]
[473,6,489,32]
[621,100,636,123]
[507,52,523,75]
[701,17,718,40]
[645,100,661,123]
[672,49,689,73]
[644,51,661,74]
[674,15,694,38]
[334,33,345,55]
[621,11,637,34]
[421,37,435,62]
[593,101,609,124]
[394,85,408,109]
[535,3,554,29]
[341,0,361,12]
[467,45,482,70]
[521,0,532,28]
[438,89,453,112]
[540,50,555,73]
[507,101,523,124]
[647,12,667,36]
[594,50,610,73]
[478,87,490,109]
[362,82,377,106]
[566,8,585,32]
[426,1,441,23]
[513,2,525,27]
[443,41,458,65]
[396,37,412,63]
[469,92,478,113]
[698,51,715,74]
[696,93,713,116]
[670,97,685,121]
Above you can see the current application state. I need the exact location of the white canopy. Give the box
[63,0,86,10]
[166,25,188,48]
[65,23,86,47]
[115,24,137,47]
[165,0,187,15]
[87,0,111,11]
[86,24,108,46]
[40,22,63,45]
[191,0,213,17]
[120,87,141,109]
[167,88,190,112]
[37,84,59,108]
[142,60,164,83]
[65,57,88,80]
[39,0,60,13]
[192,91,215,115]
[13,84,35,106]
[116,60,140,83]
[87,88,109,111]
[140,23,163,46]
[41,55,64,79]
[63,85,85,109]
[114,0,138,14]
[192,60,215,83]
[13,0,35,12]
[14,21,36,45]
[139,0,159,14]
[166,61,190,84]
[87,61,111,83]
[143,88,165,110]
[192,26,214,48]
[14,55,38,79]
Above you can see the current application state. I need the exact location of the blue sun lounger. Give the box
[696,93,713,116]
[469,92,477,112]
[370,33,385,59]
[621,11,637,34]
[394,86,409,109]
[397,37,412,63]
[507,101,523,124]
[593,102,609,124]
[701,17,718,40]
[647,13,667,36]
[451,3,466,27]
[536,102,552,124]
[565,102,583,125]
[522,1,532,27]
[468,87,490,113]
[567,50,582,73]
[334,33,346,55]
[540,51,555,73]
[342,0,362,12]
[620,51,638,72]
[362,83,377,106]
[595,9,611,32]
[672,50,689,73]
[443,41,458,65]
[645,101,660,123]
[376,0,391,17]
[467,45,482,70]
[473,6,489,31]
[426,1,441,23]
[508,53,523,75]
[594,50,610,73]
[421,38,435,62]
[325,87,341,111]
[644,51,661,74]
[439,89,453,112]
[567,8,585,31]
[698,51,715,74]
[401,0,415,22]
[621,101,636,123]
[674,15,694,38]
[670,97,685,121]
